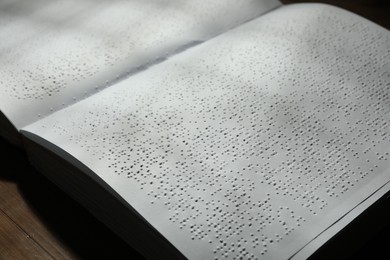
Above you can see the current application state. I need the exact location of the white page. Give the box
[23,3,390,260]
[0,0,281,129]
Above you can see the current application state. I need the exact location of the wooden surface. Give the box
[0,137,145,259]
[1,1,389,259]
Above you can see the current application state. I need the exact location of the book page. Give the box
[23,3,390,260]
[0,0,281,130]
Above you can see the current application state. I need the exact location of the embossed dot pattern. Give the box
[0,0,265,100]
[0,0,277,129]
[25,4,390,260]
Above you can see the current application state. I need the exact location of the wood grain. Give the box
[0,141,78,259]
[0,138,145,259]
[0,209,51,259]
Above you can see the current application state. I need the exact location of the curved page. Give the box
[0,0,280,129]
[23,4,390,260]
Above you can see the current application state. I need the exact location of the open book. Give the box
[1,0,389,259]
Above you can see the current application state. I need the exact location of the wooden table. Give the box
[0,137,145,259]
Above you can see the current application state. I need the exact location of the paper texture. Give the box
[23,4,390,260]
[0,0,280,129]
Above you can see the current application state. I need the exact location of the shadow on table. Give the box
[0,137,145,259]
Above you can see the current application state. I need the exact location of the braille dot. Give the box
[19,3,390,259]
